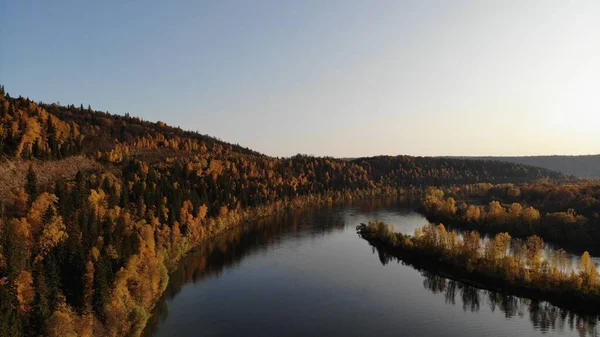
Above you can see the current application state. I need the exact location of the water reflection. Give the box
[144,199,599,337]
[144,206,348,336]
[372,247,600,337]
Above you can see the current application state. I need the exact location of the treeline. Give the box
[0,89,565,186]
[0,90,82,160]
[420,182,600,251]
[357,221,600,312]
[0,156,399,336]
[353,155,565,186]
[0,86,569,337]
[468,154,600,178]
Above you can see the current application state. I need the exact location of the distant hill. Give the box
[464,155,600,178]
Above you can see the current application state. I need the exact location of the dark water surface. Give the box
[144,200,599,337]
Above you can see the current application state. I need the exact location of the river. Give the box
[143,199,599,337]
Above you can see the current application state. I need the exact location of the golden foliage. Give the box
[104,226,168,337]
[27,192,58,235]
[465,205,483,223]
[10,188,29,216]
[90,247,100,262]
[10,217,33,250]
[521,206,540,226]
[47,303,78,337]
[198,204,208,220]
[525,236,544,272]
[486,201,507,225]
[507,187,521,198]
[37,215,68,260]
[89,189,108,218]
[15,270,35,315]
[16,117,42,157]
[579,251,599,291]
[493,232,511,261]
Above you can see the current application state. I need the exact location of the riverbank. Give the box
[357,221,600,315]
[129,188,406,336]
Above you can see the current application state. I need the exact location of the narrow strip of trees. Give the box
[358,221,600,310]
[419,184,600,251]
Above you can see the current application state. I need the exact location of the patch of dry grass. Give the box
[0,156,100,200]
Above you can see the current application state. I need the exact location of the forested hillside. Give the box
[0,86,567,337]
[465,155,600,178]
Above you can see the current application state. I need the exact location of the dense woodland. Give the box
[419,181,600,251]
[469,155,600,178]
[0,86,577,336]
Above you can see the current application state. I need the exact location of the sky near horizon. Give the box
[1,1,599,158]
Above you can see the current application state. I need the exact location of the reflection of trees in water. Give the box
[419,271,599,337]
[369,244,599,337]
[422,273,480,312]
[144,206,347,336]
[350,197,413,215]
[374,246,395,266]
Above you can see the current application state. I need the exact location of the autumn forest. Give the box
[1,85,599,336]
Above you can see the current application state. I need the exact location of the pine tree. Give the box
[47,118,58,159]
[0,284,24,337]
[93,257,110,321]
[30,263,51,335]
[26,165,38,205]
[43,252,62,311]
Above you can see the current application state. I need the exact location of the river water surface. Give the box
[144,199,599,337]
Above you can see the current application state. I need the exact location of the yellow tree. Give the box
[15,117,42,157]
[550,249,570,275]
[507,203,523,226]
[15,270,35,315]
[460,231,481,266]
[422,188,444,214]
[46,303,78,337]
[493,232,511,261]
[8,218,33,272]
[525,236,544,272]
[37,215,68,260]
[465,205,482,223]
[89,189,108,218]
[442,198,457,217]
[521,206,541,230]
[27,192,59,236]
[579,251,598,291]
[507,187,521,199]
[437,224,448,251]
[486,201,507,225]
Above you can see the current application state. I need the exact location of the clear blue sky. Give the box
[1,1,599,157]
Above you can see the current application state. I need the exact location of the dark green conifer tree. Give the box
[26,165,38,205]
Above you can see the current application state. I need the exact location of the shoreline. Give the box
[139,189,405,336]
